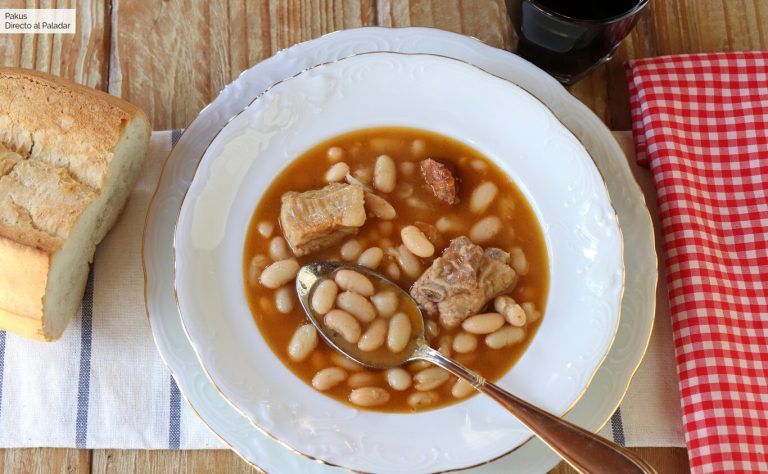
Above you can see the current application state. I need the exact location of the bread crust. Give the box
[0,68,150,341]
[0,67,147,189]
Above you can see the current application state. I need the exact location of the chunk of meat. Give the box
[410,236,517,328]
[419,158,459,205]
[280,183,366,256]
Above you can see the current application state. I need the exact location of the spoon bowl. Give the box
[296,260,425,369]
[296,262,655,474]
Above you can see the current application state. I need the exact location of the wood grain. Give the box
[91,449,257,474]
[0,0,759,472]
[0,0,110,90]
[569,0,768,129]
[377,0,512,50]
[0,448,90,474]
[649,0,768,54]
[110,0,377,130]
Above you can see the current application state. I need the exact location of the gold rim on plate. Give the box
[166,50,631,473]
[142,24,657,474]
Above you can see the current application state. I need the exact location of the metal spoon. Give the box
[296,261,655,474]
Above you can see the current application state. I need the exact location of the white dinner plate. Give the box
[173,52,623,473]
[143,27,656,473]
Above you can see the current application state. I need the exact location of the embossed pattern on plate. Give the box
[143,27,656,474]
[173,52,623,474]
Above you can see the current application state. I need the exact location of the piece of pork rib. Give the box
[410,236,518,328]
[280,183,366,256]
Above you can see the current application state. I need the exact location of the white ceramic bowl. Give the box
[174,52,623,473]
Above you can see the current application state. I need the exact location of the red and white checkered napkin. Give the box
[626,52,768,473]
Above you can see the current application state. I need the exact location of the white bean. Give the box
[358,319,388,352]
[370,137,401,153]
[327,146,344,161]
[511,246,530,276]
[469,216,501,243]
[470,159,488,172]
[400,225,435,258]
[324,309,362,344]
[334,269,374,296]
[347,372,380,388]
[387,312,412,352]
[437,335,452,358]
[451,379,475,398]
[371,291,399,318]
[357,247,384,269]
[398,161,415,175]
[407,391,438,408]
[364,192,397,220]
[396,245,422,279]
[410,139,427,158]
[499,197,516,215]
[349,387,390,407]
[425,320,440,340]
[287,324,318,361]
[485,326,526,349]
[325,162,350,182]
[414,367,450,391]
[257,221,274,238]
[522,302,542,323]
[495,295,526,327]
[374,154,396,193]
[452,332,478,353]
[340,239,363,261]
[435,216,461,233]
[394,183,414,199]
[336,291,376,323]
[269,236,292,261]
[311,279,338,315]
[407,361,431,372]
[247,254,270,286]
[461,313,505,334]
[275,286,294,314]
[260,259,299,289]
[406,197,429,210]
[494,295,514,312]
[346,172,370,188]
[347,371,380,388]
[386,368,412,391]
[385,263,401,281]
[353,166,373,184]
[330,352,364,372]
[469,182,498,214]
[312,367,347,391]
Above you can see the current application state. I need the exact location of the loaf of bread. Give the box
[0,68,151,341]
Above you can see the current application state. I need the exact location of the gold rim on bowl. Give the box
[142,25,657,474]
[168,50,628,473]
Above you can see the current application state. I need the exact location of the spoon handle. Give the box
[414,345,657,474]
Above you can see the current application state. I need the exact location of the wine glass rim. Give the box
[528,0,650,25]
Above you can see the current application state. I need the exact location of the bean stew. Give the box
[243,127,549,413]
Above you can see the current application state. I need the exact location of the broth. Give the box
[243,127,549,412]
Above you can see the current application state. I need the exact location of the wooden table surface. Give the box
[2,0,767,472]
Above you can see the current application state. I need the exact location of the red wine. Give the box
[534,0,643,21]
[507,0,648,84]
